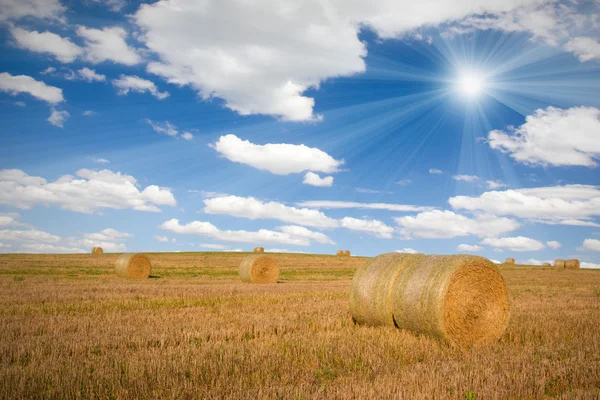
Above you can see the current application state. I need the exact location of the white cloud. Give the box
[83,228,132,242]
[0,72,63,104]
[488,107,600,168]
[295,200,433,213]
[19,243,85,254]
[581,262,600,269]
[580,239,600,252]
[78,228,131,252]
[88,0,125,12]
[449,185,600,226]
[87,156,109,163]
[14,101,26,107]
[82,110,98,116]
[203,196,338,229]
[354,188,392,194]
[339,217,394,239]
[78,68,106,82]
[0,0,65,22]
[396,179,413,186]
[546,240,561,249]
[199,243,227,249]
[10,27,83,63]
[0,229,60,243]
[113,75,169,99]
[278,225,334,244]
[211,134,342,175]
[457,244,483,252]
[564,37,600,62]
[303,172,333,187]
[487,180,508,190]
[144,119,192,140]
[480,236,545,252]
[133,0,549,121]
[395,210,520,239]
[395,248,419,254]
[48,108,69,127]
[154,235,169,243]
[0,168,176,213]
[160,218,314,246]
[453,174,479,183]
[0,213,22,227]
[429,168,443,174]
[77,26,141,65]
[265,248,306,254]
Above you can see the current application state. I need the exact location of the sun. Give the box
[456,71,486,98]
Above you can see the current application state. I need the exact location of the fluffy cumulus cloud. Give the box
[78,228,131,252]
[303,172,333,187]
[144,119,193,140]
[0,72,63,104]
[429,169,443,174]
[0,0,65,22]
[0,228,60,243]
[396,248,419,254]
[488,107,600,168]
[87,156,109,164]
[212,135,343,175]
[546,240,561,249]
[340,217,394,239]
[78,68,106,82]
[480,236,545,252]
[457,244,483,252]
[580,239,600,252]
[581,262,600,269]
[453,174,479,183]
[487,180,508,190]
[77,26,141,65]
[278,225,334,244]
[0,213,22,227]
[19,244,86,254]
[10,27,83,63]
[395,210,520,239]
[132,0,550,121]
[48,108,69,127]
[296,200,434,213]
[450,185,600,226]
[160,218,325,246]
[564,37,600,62]
[154,235,169,243]
[113,75,169,99]
[0,168,176,213]
[203,195,338,229]
[89,0,125,12]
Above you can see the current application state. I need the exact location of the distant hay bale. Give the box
[543,263,552,267]
[505,258,515,264]
[92,247,103,254]
[115,253,151,279]
[565,259,580,269]
[239,255,279,284]
[350,253,425,327]
[343,250,351,257]
[336,250,343,256]
[253,247,264,253]
[555,259,566,269]
[350,253,511,348]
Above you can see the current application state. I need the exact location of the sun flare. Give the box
[457,71,486,98]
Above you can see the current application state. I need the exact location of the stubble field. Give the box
[1,252,599,399]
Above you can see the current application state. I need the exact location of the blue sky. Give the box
[1,0,600,267]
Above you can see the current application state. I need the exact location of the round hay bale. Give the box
[92,247,103,254]
[343,250,351,257]
[554,259,566,269]
[239,255,278,284]
[336,250,343,256]
[565,259,580,269]
[391,254,511,348]
[253,247,264,253]
[350,253,426,327]
[505,258,515,264]
[542,263,552,267]
[115,253,151,279]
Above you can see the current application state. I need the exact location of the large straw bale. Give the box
[92,247,103,254]
[253,247,265,253]
[555,259,566,269]
[350,253,511,348]
[239,255,279,284]
[343,250,351,257]
[505,258,515,264]
[336,250,343,256]
[115,253,151,279]
[565,259,580,269]
[350,253,425,326]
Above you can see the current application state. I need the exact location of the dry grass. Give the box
[1,252,599,399]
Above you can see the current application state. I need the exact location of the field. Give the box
[1,252,600,399]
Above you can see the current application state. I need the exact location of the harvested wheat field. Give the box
[1,252,600,399]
